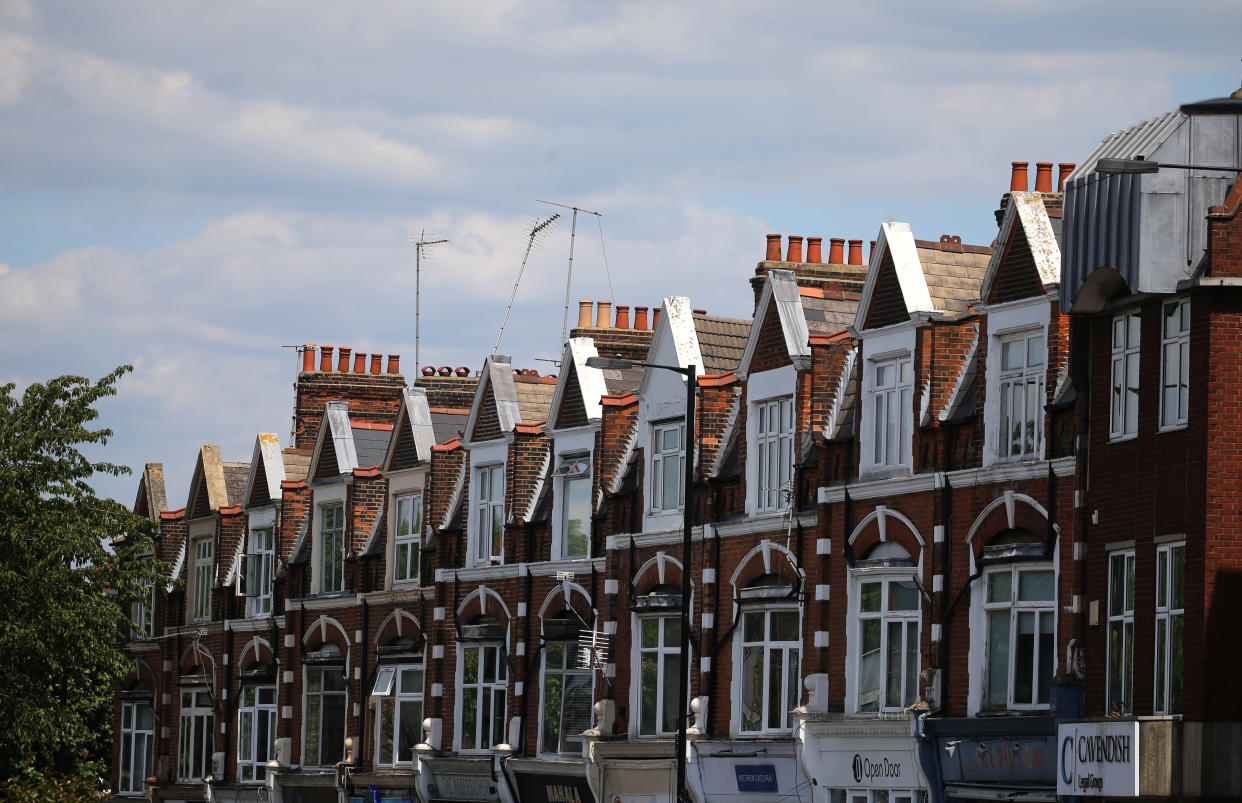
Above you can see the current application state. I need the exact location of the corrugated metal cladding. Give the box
[1060,172,1140,311]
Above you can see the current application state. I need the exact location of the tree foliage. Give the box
[0,367,165,788]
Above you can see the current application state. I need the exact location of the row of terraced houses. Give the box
[111,92,1242,803]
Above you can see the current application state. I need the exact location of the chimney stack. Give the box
[1010,161,1029,192]
[765,234,782,261]
[596,301,612,329]
[1034,162,1053,193]
[1058,163,1075,192]
[337,347,352,373]
[369,354,382,374]
[615,305,630,329]
[848,240,863,265]
[828,238,845,264]
[634,306,649,331]
[302,344,316,373]
[578,300,593,329]
[386,355,400,375]
[320,346,334,373]
[806,237,822,263]
[786,235,803,263]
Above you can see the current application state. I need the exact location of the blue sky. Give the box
[2,0,1240,507]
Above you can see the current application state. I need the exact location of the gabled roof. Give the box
[979,191,1061,303]
[383,387,437,471]
[638,296,749,397]
[546,337,617,430]
[738,269,810,376]
[243,433,286,508]
[133,462,167,521]
[463,355,523,444]
[693,312,750,373]
[1064,110,1182,183]
[308,402,393,480]
[186,444,230,519]
[514,373,557,424]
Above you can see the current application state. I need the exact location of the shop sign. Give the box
[940,734,1055,784]
[734,764,778,793]
[815,749,920,790]
[513,771,595,803]
[431,773,496,800]
[1056,721,1139,797]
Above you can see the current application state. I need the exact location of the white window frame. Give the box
[539,639,594,756]
[981,564,1056,710]
[852,574,921,714]
[733,606,800,736]
[1110,311,1141,439]
[457,642,507,752]
[650,421,686,514]
[302,664,347,767]
[319,504,345,594]
[635,614,684,737]
[177,686,213,782]
[1105,549,1135,715]
[236,685,276,783]
[191,538,213,623]
[869,355,912,469]
[393,493,423,586]
[996,329,1045,461]
[118,699,154,794]
[473,464,505,565]
[373,662,424,767]
[1154,541,1185,715]
[133,577,155,639]
[1160,299,1190,430]
[245,526,275,618]
[754,396,795,513]
[554,453,592,559]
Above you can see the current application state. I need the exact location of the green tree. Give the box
[0,366,165,791]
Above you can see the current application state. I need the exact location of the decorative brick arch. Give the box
[729,539,803,592]
[179,641,217,689]
[456,585,513,630]
[374,609,423,647]
[238,636,275,670]
[849,504,925,562]
[537,581,595,623]
[964,491,1050,560]
[632,551,688,597]
[121,656,159,693]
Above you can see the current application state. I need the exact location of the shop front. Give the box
[585,741,676,803]
[685,740,809,803]
[917,717,1056,803]
[797,715,928,803]
[345,769,420,802]
[505,757,596,803]
[416,757,505,803]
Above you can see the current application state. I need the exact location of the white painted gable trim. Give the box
[242,433,286,507]
[854,221,934,333]
[737,270,809,378]
[979,192,1061,302]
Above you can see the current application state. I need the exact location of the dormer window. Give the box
[650,421,685,513]
[319,503,345,594]
[870,356,911,469]
[553,454,591,558]
[393,493,423,585]
[473,464,505,564]
[191,537,213,622]
[997,330,1045,461]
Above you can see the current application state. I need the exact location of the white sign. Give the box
[817,748,922,790]
[1057,721,1140,797]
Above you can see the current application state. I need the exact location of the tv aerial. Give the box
[410,228,449,375]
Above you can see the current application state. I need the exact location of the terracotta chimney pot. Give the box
[337,346,352,373]
[806,237,822,263]
[652,308,661,328]
[596,301,612,329]
[786,235,803,263]
[386,355,400,375]
[615,305,630,329]
[828,238,845,264]
[634,306,649,330]
[456,366,470,377]
[438,366,451,377]
[693,308,706,315]
[577,300,593,329]
[869,240,877,260]
[765,234,782,261]
[1058,163,1075,192]
[302,344,316,373]
[1010,161,1029,192]
[422,366,436,377]
[320,346,334,373]
[369,354,382,374]
[1034,162,1053,193]
[353,352,367,373]
[848,240,863,265]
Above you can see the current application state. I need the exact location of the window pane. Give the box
[890,581,919,611]
[561,673,592,752]
[398,699,421,762]
[1027,335,1045,366]
[1014,611,1035,705]
[904,623,919,707]
[1002,339,1023,371]
[461,689,477,750]
[1018,570,1054,602]
[859,619,881,712]
[767,648,785,730]
[641,618,658,649]
[562,475,590,557]
[1154,618,1167,713]
[378,698,394,765]
[1127,313,1141,348]
[987,571,1012,604]
[639,655,657,735]
[463,647,478,684]
[740,645,763,731]
[542,671,563,752]
[771,610,799,642]
[987,610,1010,707]
[1170,614,1184,713]
[886,621,903,707]
[1171,546,1185,609]
[861,582,881,613]
[1156,549,1168,609]
[663,617,681,647]
[661,652,681,734]
[661,455,679,510]
[1037,613,1054,705]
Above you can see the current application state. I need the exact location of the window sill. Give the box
[1107,433,1138,444]
[1157,423,1188,434]
[732,732,795,740]
[859,466,911,482]
[975,708,1052,717]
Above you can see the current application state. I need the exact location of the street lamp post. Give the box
[1095,157,1242,174]
[585,354,696,803]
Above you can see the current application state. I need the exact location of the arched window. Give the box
[633,585,685,737]
[851,542,921,713]
[979,529,1055,710]
[457,616,506,752]
[540,612,594,756]
[373,637,424,767]
[734,574,800,735]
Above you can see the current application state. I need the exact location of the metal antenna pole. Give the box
[411,229,448,376]
[493,214,560,355]
[537,199,602,347]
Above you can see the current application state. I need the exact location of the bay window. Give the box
[393,493,423,585]
[1155,541,1185,715]
[1106,550,1135,715]
[650,422,686,513]
[374,663,423,766]
[320,504,345,593]
[541,640,593,755]
[177,687,213,782]
[1110,311,1141,439]
[856,577,921,713]
[1160,300,1190,429]
[236,685,276,782]
[737,606,800,734]
[303,664,346,767]
[997,330,1045,460]
[637,614,682,736]
[473,465,505,564]
[119,699,154,794]
[460,643,507,751]
[754,397,795,512]
[870,356,912,468]
[983,565,1055,709]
